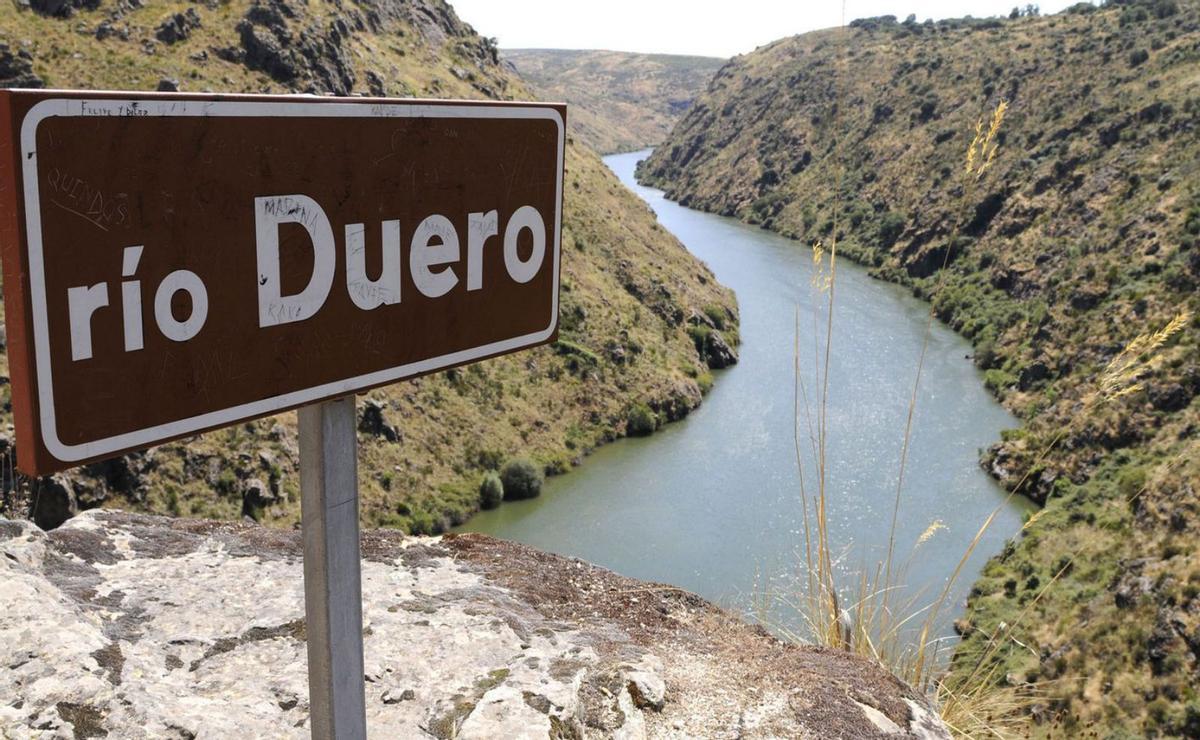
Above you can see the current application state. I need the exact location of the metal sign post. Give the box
[299,396,367,739]
[0,90,565,738]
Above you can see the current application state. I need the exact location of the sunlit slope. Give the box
[0,0,738,534]
[505,48,725,154]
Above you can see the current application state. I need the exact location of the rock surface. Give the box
[0,43,43,88]
[0,511,948,738]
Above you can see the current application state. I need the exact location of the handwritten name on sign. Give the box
[0,92,565,475]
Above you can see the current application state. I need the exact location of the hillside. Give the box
[0,0,739,535]
[639,4,1199,736]
[504,48,725,154]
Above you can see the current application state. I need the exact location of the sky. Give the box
[451,0,1085,58]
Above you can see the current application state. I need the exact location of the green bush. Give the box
[984,368,1016,394]
[1184,207,1200,235]
[703,304,728,330]
[500,458,544,500]
[626,403,657,436]
[1117,466,1147,499]
[877,211,906,247]
[215,469,238,496]
[479,472,503,509]
[687,324,712,354]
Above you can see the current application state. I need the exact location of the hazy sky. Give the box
[452,1,1084,58]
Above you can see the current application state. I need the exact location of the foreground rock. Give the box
[0,511,947,738]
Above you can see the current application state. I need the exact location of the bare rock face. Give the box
[155,8,201,45]
[704,330,738,369]
[27,0,99,18]
[0,44,43,88]
[0,511,949,738]
[235,0,356,95]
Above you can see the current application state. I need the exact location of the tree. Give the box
[500,459,544,500]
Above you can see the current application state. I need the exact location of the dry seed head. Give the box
[916,519,947,546]
[979,100,1009,175]
[965,118,983,176]
[1099,310,1191,402]
[966,100,1008,179]
[810,241,832,293]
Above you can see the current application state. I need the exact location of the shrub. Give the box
[1119,5,1149,24]
[1117,466,1147,499]
[1129,49,1150,68]
[1184,207,1200,235]
[984,368,1016,394]
[215,469,238,495]
[974,335,998,369]
[1151,0,1178,19]
[750,192,787,221]
[500,458,543,499]
[703,304,728,330]
[878,211,906,246]
[479,472,503,509]
[626,403,657,436]
[687,324,712,354]
[917,95,938,123]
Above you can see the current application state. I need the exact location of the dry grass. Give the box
[775,46,1033,732]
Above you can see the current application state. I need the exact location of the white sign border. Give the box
[20,97,564,463]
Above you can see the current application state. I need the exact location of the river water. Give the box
[459,150,1032,637]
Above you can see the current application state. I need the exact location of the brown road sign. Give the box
[0,91,565,476]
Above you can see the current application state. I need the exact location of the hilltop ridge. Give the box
[504,48,725,154]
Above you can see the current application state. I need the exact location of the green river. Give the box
[459,150,1033,637]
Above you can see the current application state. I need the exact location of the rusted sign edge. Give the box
[0,91,43,477]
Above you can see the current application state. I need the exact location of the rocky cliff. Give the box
[0,0,738,534]
[639,2,1199,735]
[0,511,949,738]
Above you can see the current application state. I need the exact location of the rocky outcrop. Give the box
[154,8,201,45]
[27,0,99,18]
[0,44,43,88]
[0,511,948,738]
[234,0,356,95]
[704,330,738,369]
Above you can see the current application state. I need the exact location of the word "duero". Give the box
[66,195,548,361]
